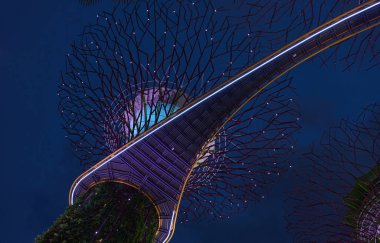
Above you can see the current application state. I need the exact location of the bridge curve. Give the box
[69,1,380,242]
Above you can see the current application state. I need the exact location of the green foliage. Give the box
[36,183,158,242]
[343,164,380,228]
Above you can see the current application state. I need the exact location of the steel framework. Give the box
[60,0,380,242]
[61,0,301,228]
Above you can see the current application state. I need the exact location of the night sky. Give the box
[0,1,379,242]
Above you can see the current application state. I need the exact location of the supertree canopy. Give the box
[344,164,380,241]
[79,0,380,72]
[57,0,380,225]
[58,0,302,224]
[42,0,380,241]
[286,104,380,242]
[241,0,380,71]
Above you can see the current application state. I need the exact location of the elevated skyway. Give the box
[69,1,380,242]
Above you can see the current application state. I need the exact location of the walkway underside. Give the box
[69,1,380,242]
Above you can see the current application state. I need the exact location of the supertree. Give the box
[241,0,380,71]
[58,0,301,224]
[78,0,380,71]
[38,0,380,241]
[286,104,380,242]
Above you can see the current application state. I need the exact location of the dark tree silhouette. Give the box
[287,104,380,242]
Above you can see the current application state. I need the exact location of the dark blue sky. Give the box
[0,1,379,242]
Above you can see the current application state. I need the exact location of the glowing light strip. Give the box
[163,211,175,243]
[71,2,380,206]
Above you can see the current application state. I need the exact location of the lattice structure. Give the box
[242,0,380,70]
[287,104,380,242]
[59,0,380,241]
[180,78,299,222]
[60,0,301,223]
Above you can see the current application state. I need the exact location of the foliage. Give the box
[36,183,158,242]
[343,164,380,228]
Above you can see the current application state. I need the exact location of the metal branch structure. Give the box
[179,77,298,223]
[242,0,380,70]
[286,104,380,242]
[61,0,301,228]
[57,0,380,242]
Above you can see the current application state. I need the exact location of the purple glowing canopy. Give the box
[61,0,302,225]
[60,0,380,241]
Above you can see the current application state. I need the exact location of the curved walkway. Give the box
[69,1,380,242]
